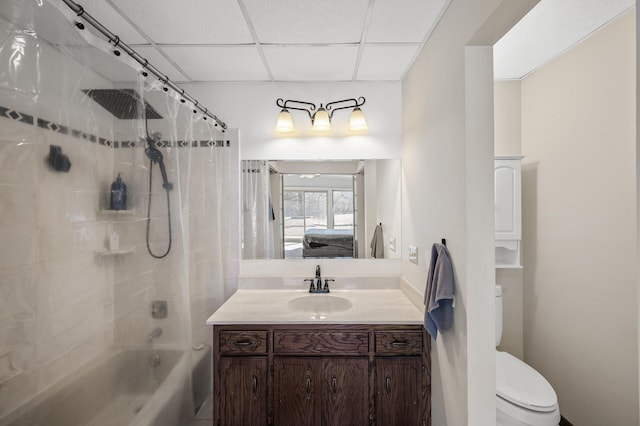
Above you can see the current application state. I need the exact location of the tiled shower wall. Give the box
[0,117,117,416]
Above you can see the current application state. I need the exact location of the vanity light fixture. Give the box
[275,97,367,133]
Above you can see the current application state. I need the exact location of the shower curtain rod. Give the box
[61,0,227,131]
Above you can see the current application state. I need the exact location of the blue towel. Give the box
[424,243,455,339]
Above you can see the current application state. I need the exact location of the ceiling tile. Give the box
[109,0,253,44]
[357,45,419,81]
[159,46,269,81]
[74,0,148,44]
[243,0,369,44]
[366,0,449,43]
[263,45,358,81]
[133,46,189,82]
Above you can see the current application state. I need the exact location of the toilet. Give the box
[495,285,560,426]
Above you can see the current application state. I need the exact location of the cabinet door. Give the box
[495,159,522,240]
[220,357,267,426]
[376,357,427,426]
[321,358,369,426]
[274,357,319,426]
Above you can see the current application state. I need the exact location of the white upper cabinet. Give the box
[495,156,523,268]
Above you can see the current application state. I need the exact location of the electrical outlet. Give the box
[409,245,418,264]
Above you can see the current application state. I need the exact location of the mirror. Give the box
[242,159,401,260]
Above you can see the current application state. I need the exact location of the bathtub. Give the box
[0,348,195,426]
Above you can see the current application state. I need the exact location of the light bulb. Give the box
[312,107,331,132]
[275,109,294,133]
[348,107,368,132]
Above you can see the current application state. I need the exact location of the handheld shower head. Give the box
[145,137,173,191]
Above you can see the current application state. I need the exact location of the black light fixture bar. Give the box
[62,0,227,131]
[325,97,366,118]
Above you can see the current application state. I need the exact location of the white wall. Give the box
[181,82,402,160]
[520,10,637,425]
[494,81,524,359]
[402,0,538,423]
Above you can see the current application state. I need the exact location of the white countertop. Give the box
[206,289,424,325]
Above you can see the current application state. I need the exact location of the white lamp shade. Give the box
[312,108,331,132]
[275,109,294,133]
[349,107,368,132]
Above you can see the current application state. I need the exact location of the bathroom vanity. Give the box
[207,288,431,426]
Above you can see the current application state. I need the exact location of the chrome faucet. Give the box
[147,327,163,342]
[305,265,332,293]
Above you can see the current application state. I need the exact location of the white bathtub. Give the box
[0,348,196,426]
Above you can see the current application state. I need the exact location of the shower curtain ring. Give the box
[75,4,85,16]
[112,36,120,47]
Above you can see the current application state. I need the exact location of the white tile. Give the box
[357,44,420,81]
[110,0,253,44]
[264,45,358,81]
[365,0,448,43]
[159,46,269,81]
[244,0,369,44]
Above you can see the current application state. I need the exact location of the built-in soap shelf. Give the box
[95,209,136,256]
[95,247,136,256]
[0,349,22,386]
[97,209,135,217]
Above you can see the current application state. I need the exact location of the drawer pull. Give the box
[252,374,258,397]
[385,374,391,395]
[233,340,254,347]
[332,376,337,395]
[391,341,409,348]
[305,371,312,400]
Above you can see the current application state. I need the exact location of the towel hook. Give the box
[441,238,446,246]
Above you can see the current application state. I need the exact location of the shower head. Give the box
[82,89,162,120]
[145,138,173,191]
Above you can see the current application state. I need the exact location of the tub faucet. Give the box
[147,327,163,342]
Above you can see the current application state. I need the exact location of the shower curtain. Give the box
[0,1,237,423]
[242,160,275,259]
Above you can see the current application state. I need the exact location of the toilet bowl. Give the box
[495,285,560,426]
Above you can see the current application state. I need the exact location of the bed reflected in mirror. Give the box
[241,159,401,260]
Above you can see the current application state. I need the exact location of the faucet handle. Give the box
[323,278,334,291]
[304,278,315,292]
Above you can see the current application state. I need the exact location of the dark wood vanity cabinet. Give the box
[212,325,430,426]
[274,357,369,426]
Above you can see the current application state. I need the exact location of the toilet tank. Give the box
[495,285,503,347]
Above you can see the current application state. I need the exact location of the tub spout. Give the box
[147,327,163,342]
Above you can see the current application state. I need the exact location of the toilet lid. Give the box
[496,351,558,412]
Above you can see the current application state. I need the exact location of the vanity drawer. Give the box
[219,331,268,354]
[375,331,423,355]
[273,331,368,354]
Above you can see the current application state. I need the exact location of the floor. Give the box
[190,394,213,426]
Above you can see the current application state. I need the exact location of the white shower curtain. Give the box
[242,160,274,258]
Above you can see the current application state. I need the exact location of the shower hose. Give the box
[146,160,172,259]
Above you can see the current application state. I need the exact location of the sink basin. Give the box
[287,295,353,313]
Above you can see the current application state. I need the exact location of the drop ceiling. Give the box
[74,0,450,83]
[7,0,636,84]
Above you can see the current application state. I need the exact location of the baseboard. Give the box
[559,415,573,426]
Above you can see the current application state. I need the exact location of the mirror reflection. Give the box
[242,159,401,260]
